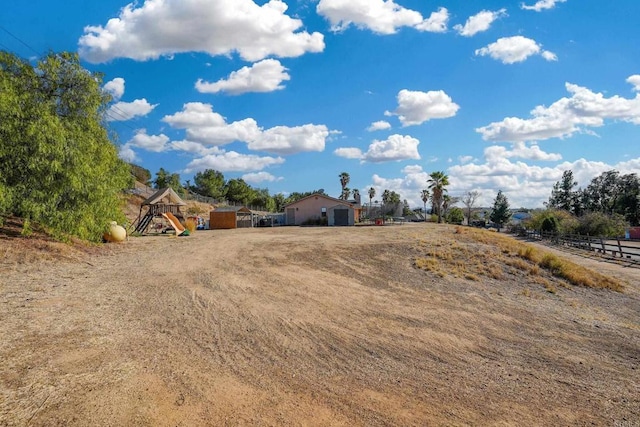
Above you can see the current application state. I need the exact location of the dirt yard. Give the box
[1,224,639,426]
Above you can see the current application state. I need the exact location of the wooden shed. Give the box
[209,206,254,230]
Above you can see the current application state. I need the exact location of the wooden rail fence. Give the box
[522,230,640,263]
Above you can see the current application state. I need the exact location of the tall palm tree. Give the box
[339,172,350,200]
[368,187,376,218]
[442,194,452,221]
[428,171,449,223]
[420,189,429,221]
[352,188,360,203]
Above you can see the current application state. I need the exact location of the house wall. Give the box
[328,205,354,226]
[209,211,237,229]
[287,196,344,225]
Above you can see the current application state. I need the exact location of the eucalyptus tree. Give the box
[0,50,130,241]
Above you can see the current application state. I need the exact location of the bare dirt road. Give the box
[1,224,639,426]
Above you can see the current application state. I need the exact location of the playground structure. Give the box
[133,188,187,235]
[161,212,188,236]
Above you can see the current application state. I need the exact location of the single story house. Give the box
[283,193,356,226]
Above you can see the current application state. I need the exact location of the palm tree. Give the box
[442,194,452,219]
[352,188,360,203]
[339,172,350,200]
[420,189,429,221]
[368,187,376,219]
[342,187,351,200]
[428,171,450,223]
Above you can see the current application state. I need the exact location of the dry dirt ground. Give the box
[1,224,639,426]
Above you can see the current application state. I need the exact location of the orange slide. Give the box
[161,212,188,236]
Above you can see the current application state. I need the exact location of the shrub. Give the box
[446,207,464,224]
[575,212,627,237]
[184,218,197,233]
[541,216,559,233]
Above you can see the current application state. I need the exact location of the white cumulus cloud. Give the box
[363,134,420,162]
[163,102,261,146]
[386,89,459,126]
[103,77,125,101]
[242,171,283,183]
[317,0,422,34]
[195,59,290,95]
[335,134,421,163]
[248,124,329,154]
[627,75,640,92]
[127,130,170,152]
[79,0,324,63]
[106,99,157,121]
[316,1,448,34]
[163,102,331,155]
[475,35,557,64]
[484,142,562,162]
[118,144,138,163]
[521,0,567,12]
[367,120,392,131]
[184,151,285,173]
[415,7,450,33]
[454,9,507,37]
[334,147,364,159]
[477,77,640,142]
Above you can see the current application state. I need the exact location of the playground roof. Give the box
[142,187,187,206]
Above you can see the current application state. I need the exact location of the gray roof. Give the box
[142,187,187,206]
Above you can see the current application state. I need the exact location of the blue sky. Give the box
[2,0,639,208]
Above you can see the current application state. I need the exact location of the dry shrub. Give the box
[184,218,198,233]
[454,226,464,234]
[414,225,624,292]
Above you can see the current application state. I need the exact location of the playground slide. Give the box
[161,212,188,236]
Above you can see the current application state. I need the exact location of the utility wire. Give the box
[0,25,41,56]
[0,25,142,135]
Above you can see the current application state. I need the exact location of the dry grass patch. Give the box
[413,225,624,292]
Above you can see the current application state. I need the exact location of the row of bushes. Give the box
[523,210,628,237]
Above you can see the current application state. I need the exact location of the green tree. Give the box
[224,178,254,205]
[193,169,226,199]
[284,189,326,205]
[548,170,578,213]
[445,207,464,224]
[0,51,131,241]
[273,193,287,212]
[381,190,401,216]
[614,173,640,226]
[154,168,184,195]
[250,188,275,211]
[402,199,412,216]
[490,190,511,231]
[339,172,350,200]
[428,171,449,223]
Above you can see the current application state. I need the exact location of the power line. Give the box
[0,25,41,56]
[0,26,142,135]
